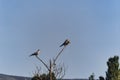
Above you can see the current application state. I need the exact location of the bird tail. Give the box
[29,54,34,57]
[29,55,32,57]
[59,44,63,47]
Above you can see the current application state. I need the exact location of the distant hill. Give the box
[0,74,31,80]
[0,74,91,80]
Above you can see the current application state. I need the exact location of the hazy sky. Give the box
[1,0,120,79]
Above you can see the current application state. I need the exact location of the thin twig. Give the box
[54,46,66,64]
[35,56,50,71]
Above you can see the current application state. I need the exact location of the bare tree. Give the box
[53,63,66,79]
[30,39,70,80]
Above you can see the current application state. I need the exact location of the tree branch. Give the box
[35,56,50,71]
[54,46,66,64]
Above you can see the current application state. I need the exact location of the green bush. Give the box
[31,72,56,80]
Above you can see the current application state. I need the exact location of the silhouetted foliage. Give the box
[31,73,56,80]
[99,76,104,80]
[106,56,119,80]
[89,73,95,80]
[31,75,41,80]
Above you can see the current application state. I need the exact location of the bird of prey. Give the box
[30,49,40,56]
[60,39,70,47]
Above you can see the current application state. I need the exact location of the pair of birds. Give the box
[30,39,70,56]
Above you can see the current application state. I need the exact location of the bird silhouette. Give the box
[60,39,70,47]
[30,49,40,56]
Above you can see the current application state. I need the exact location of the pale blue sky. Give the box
[1,0,120,79]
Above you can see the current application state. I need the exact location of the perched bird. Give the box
[30,49,40,56]
[60,39,70,47]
